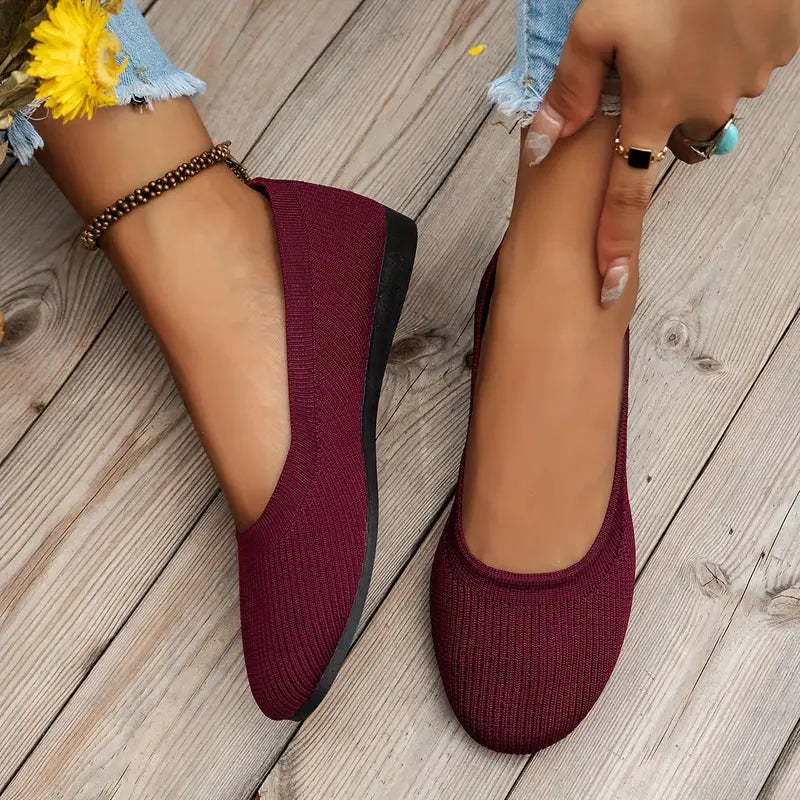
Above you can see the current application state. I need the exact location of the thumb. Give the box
[597,103,672,308]
[527,16,611,165]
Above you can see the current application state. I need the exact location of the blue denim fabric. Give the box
[489,0,619,121]
[6,0,205,164]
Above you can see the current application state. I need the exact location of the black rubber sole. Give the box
[291,206,418,722]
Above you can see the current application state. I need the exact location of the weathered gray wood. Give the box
[626,60,800,566]
[0,165,116,461]
[0,0,363,463]
[1,496,297,800]
[0,0,514,792]
[759,720,800,800]
[246,0,513,208]
[0,301,217,789]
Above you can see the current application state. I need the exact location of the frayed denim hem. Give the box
[6,69,207,165]
[488,70,622,126]
[115,68,205,108]
[6,67,206,165]
[5,103,45,166]
[489,71,544,124]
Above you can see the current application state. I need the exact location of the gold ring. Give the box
[614,128,668,170]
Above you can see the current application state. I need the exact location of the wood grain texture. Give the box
[0,0,362,464]
[626,60,800,565]
[759,719,800,800]
[146,0,366,151]
[0,0,515,793]
[0,300,217,789]
[1,496,297,800]
[0,165,118,462]
[246,0,514,209]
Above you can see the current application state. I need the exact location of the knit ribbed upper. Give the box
[430,255,636,754]
[237,179,387,720]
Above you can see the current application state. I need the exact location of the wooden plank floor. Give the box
[1,1,798,797]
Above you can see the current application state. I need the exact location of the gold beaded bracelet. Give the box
[80,141,250,251]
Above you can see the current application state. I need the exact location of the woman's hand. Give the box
[529,0,800,306]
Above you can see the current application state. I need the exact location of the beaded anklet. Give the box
[80,141,249,250]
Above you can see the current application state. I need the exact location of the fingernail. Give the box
[526,102,564,165]
[600,260,630,308]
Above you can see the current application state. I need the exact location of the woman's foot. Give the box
[462,116,636,573]
[430,119,640,754]
[35,99,290,530]
[33,99,421,721]
[107,167,291,531]
[118,176,418,720]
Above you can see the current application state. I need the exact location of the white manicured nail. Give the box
[600,261,630,308]
[526,103,564,165]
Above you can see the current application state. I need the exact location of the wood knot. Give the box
[389,332,446,366]
[656,318,690,360]
[693,560,729,599]
[693,356,724,374]
[0,299,42,348]
[766,586,800,621]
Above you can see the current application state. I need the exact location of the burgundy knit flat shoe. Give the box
[429,252,636,754]
[238,179,416,721]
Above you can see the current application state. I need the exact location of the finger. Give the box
[527,15,613,165]
[597,103,673,308]
[678,106,737,142]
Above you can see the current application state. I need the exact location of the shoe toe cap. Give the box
[237,519,364,720]
[430,533,633,754]
[444,664,607,755]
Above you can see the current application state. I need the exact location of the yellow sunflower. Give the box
[27,0,127,122]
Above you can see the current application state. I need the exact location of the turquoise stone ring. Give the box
[668,114,740,165]
[712,120,739,156]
